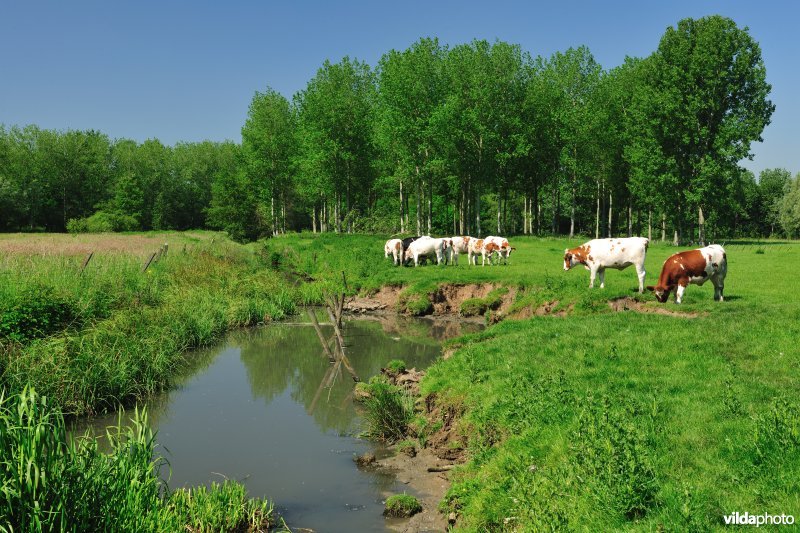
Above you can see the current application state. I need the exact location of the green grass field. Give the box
[2,231,798,530]
[269,233,800,530]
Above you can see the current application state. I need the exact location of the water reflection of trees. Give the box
[237,321,443,434]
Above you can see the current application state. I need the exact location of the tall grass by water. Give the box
[0,232,297,416]
[0,387,277,532]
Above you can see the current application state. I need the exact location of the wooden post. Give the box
[79,251,94,275]
[142,252,157,272]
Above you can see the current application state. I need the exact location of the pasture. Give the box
[2,231,798,530]
[268,233,800,530]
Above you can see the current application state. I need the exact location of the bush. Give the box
[0,285,77,342]
[384,494,422,517]
[362,382,414,442]
[67,211,140,233]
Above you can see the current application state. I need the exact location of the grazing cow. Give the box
[384,238,403,266]
[449,236,472,265]
[484,236,515,265]
[467,238,499,266]
[564,237,649,293]
[400,236,421,265]
[647,244,727,304]
[404,236,448,266]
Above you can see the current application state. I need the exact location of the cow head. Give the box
[563,249,576,271]
[646,284,671,303]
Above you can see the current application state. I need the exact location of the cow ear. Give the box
[564,248,569,254]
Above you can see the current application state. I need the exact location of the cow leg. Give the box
[598,268,605,289]
[636,264,646,293]
[589,268,597,288]
[675,284,686,304]
[713,276,724,301]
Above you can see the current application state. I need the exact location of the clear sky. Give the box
[1,1,797,177]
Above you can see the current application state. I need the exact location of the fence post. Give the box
[79,251,94,275]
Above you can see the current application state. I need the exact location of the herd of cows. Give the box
[384,235,728,304]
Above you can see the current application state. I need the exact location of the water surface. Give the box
[81,314,480,531]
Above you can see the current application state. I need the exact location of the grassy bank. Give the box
[0,387,278,532]
[0,232,296,416]
[278,233,800,530]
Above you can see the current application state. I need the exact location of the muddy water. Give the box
[80,313,481,532]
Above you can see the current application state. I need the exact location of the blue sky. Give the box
[1,1,797,177]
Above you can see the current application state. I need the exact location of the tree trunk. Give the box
[427,180,432,234]
[607,192,613,238]
[569,179,576,238]
[523,195,528,234]
[312,205,317,233]
[627,199,632,238]
[648,210,652,241]
[661,212,666,242]
[595,180,600,239]
[399,179,404,233]
[497,193,501,234]
[415,173,421,235]
[698,206,705,246]
[475,190,481,236]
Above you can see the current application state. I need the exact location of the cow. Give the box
[448,236,473,265]
[384,238,403,266]
[399,236,422,265]
[484,236,515,265]
[404,236,448,266]
[564,237,649,293]
[467,238,500,266]
[647,244,727,304]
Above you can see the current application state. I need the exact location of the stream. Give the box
[78,313,481,532]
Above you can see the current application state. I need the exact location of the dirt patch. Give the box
[608,297,703,318]
[346,283,517,320]
[377,446,452,533]
[383,367,426,396]
[375,391,468,533]
[509,300,574,320]
[346,285,404,313]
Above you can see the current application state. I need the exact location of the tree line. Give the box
[2,15,800,241]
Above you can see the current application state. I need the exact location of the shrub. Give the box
[362,382,414,442]
[0,285,77,342]
[384,494,422,517]
[386,359,407,373]
[67,211,140,233]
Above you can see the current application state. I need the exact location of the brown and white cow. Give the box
[564,237,649,293]
[647,244,727,304]
[467,238,501,266]
[384,238,403,266]
[448,236,473,265]
[484,236,515,265]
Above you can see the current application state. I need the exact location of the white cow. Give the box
[448,236,472,265]
[384,238,403,266]
[564,237,649,293]
[404,236,448,266]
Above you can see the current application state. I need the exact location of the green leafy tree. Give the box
[758,168,791,235]
[645,15,774,242]
[241,89,296,235]
[376,38,446,234]
[779,174,800,238]
[294,57,377,233]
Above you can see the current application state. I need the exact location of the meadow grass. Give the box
[272,232,800,530]
[0,232,296,416]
